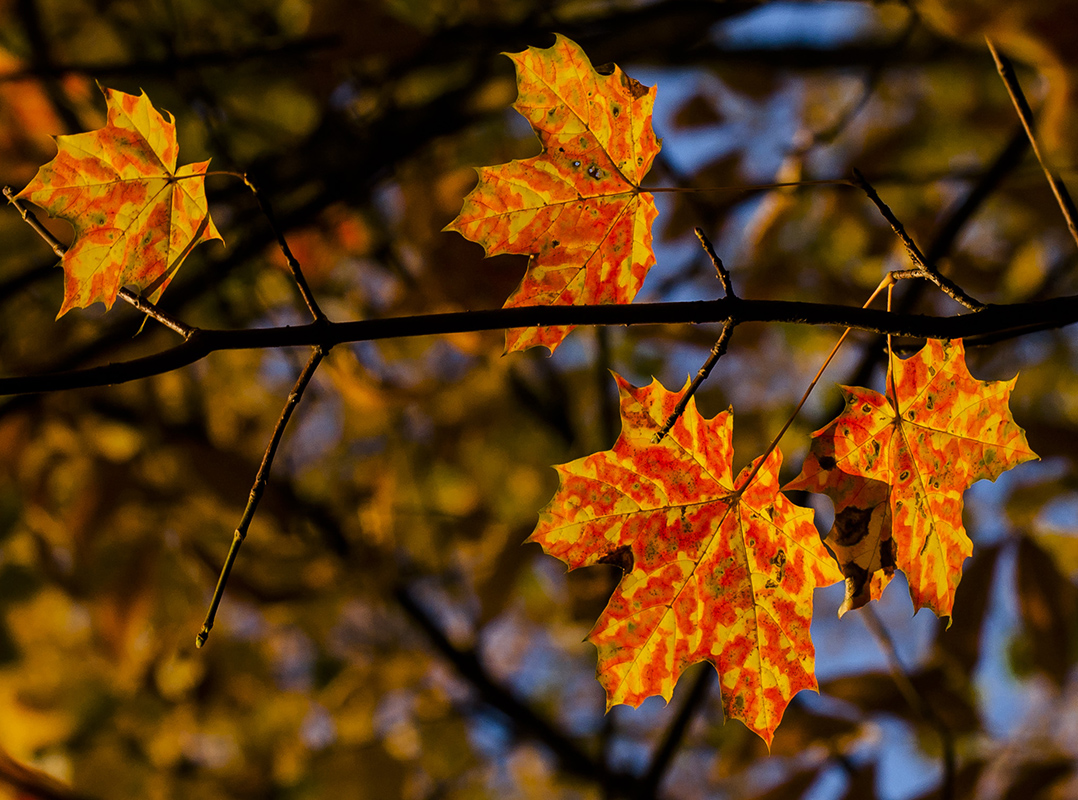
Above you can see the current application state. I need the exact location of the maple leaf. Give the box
[789,339,1037,619]
[18,86,222,317]
[445,34,660,353]
[528,375,842,745]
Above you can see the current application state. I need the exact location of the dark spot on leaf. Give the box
[623,74,649,99]
[880,538,896,570]
[832,506,872,547]
[818,455,837,471]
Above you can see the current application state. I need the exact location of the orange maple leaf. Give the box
[18,86,222,317]
[529,375,842,745]
[790,338,1037,619]
[445,34,660,353]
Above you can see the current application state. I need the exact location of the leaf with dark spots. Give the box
[445,35,660,353]
[528,374,841,745]
[789,339,1037,619]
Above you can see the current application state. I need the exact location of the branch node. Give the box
[851,169,984,311]
[694,227,737,299]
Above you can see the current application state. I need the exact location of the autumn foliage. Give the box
[1,4,1075,799]
[17,87,220,316]
[10,30,1041,748]
[447,34,659,353]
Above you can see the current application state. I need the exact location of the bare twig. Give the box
[860,606,955,800]
[694,227,736,298]
[850,169,984,311]
[196,344,328,647]
[3,186,196,337]
[986,39,1078,251]
[243,174,326,323]
[652,318,734,443]
[650,231,738,442]
[5,185,65,258]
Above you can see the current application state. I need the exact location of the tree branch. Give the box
[1,295,1075,397]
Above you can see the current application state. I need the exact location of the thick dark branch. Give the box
[2,295,1075,396]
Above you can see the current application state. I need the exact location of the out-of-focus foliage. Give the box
[0,1,1077,799]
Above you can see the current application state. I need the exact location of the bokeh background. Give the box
[0,1,1076,798]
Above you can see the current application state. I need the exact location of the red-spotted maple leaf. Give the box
[445,34,660,353]
[789,339,1037,619]
[18,86,222,317]
[529,375,842,745]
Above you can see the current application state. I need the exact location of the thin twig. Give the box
[850,169,984,311]
[986,39,1078,252]
[860,606,955,800]
[4,186,196,337]
[243,174,326,323]
[694,227,737,298]
[653,318,734,443]
[650,232,737,442]
[196,344,328,647]
[5,185,65,258]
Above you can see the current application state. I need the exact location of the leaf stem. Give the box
[196,344,327,647]
[3,186,195,337]
[986,39,1078,252]
[646,178,851,193]
[243,174,327,323]
[886,282,898,412]
[850,169,984,311]
[735,273,894,493]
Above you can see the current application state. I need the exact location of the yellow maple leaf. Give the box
[18,86,222,316]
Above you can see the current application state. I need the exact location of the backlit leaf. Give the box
[791,339,1037,619]
[445,34,660,353]
[17,86,222,316]
[528,375,842,744]
[786,442,894,617]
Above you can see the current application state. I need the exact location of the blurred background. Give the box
[0,1,1076,798]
